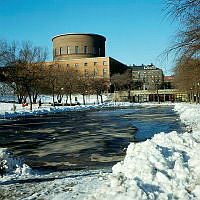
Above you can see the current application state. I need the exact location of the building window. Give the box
[99,47,101,55]
[55,48,58,56]
[66,64,70,67]
[75,46,79,54]
[92,47,96,55]
[84,46,88,54]
[67,46,70,54]
[103,68,107,76]
[60,47,63,55]
[84,62,88,66]
[94,69,98,76]
[84,69,88,77]
[94,62,97,66]
[103,61,107,65]
[74,63,79,67]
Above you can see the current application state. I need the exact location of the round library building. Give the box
[52,33,106,61]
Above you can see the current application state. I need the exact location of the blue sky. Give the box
[0,0,177,75]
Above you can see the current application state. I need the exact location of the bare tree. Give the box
[42,64,64,106]
[111,70,133,91]
[76,76,91,105]
[90,78,109,104]
[61,68,80,105]
[164,0,200,59]
[173,57,200,102]
[0,40,48,109]
[111,70,134,101]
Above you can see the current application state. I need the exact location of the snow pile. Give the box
[174,103,200,131]
[86,103,200,200]
[0,148,32,177]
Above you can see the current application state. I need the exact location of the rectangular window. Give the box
[75,46,79,54]
[103,61,107,65]
[92,47,96,55]
[84,46,88,54]
[84,69,88,77]
[60,47,62,55]
[99,47,101,55]
[84,62,88,66]
[94,69,98,76]
[94,62,97,66]
[67,46,70,54]
[74,63,79,67]
[103,68,107,77]
[55,48,58,56]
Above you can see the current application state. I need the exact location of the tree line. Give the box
[0,40,109,109]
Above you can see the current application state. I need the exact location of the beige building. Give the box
[48,33,128,78]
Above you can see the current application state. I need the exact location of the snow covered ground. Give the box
[86,103,200,200]
[1,102,200,199]
[0,94,111,119]
[0,94,174,119]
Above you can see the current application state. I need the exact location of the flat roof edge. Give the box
[52,33,106,41]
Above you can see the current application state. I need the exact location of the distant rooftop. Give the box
[130,64,160,71]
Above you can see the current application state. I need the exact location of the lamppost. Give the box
[190,87,193,102]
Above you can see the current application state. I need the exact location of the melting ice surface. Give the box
[0,103,200,200]
[0,104,182,170]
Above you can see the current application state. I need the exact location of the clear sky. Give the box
[0,0,177,75]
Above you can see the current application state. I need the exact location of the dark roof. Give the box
[130,65,160,71]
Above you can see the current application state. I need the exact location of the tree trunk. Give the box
[33,92,38,104]
[17,95,23,104]
[100,94,103,103]
[128,89,131,102]
[69,93,72,106]
[82,94,86,105]
[28,94,32,111]
[65,95,68,104]
[96,94,99,104]
[52,91,55,107]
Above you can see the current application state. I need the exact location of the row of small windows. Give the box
[66,61,107,67]
[84,68,107,77]
[54,46,102,56]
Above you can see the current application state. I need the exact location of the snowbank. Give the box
[86,103,200,200]
[0,100,142,119]
[0,148,32,178]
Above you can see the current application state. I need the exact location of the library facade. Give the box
[47,33,128,78]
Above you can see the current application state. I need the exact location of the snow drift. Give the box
[86,103,200,200]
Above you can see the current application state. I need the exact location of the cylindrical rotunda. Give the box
[52,33,106,61]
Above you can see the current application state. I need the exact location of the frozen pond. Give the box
[0,105,182,170]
